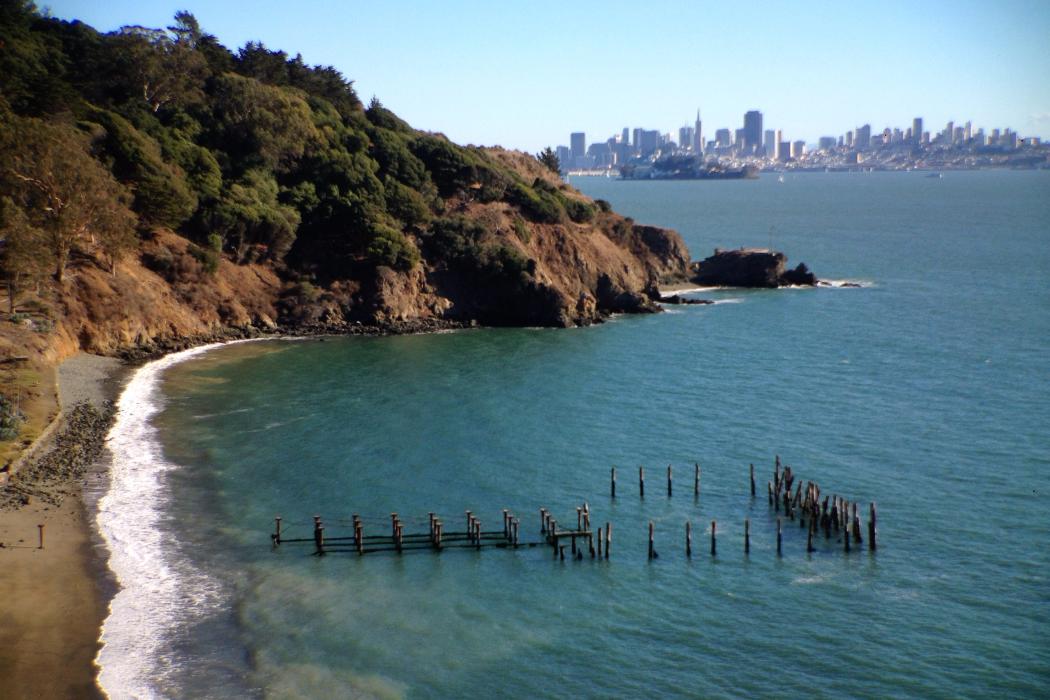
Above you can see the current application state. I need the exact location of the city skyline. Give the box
[43,0,1050,152]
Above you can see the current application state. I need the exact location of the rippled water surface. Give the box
[103,171,1050,698]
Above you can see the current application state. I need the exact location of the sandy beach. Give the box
[0,354,127,700]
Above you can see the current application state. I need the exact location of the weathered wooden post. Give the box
[648,520,655,560]
[273,516,282,546]
[571,532,577,556]
[576,507,583,531]
[605,522,611,559]
[465,511,472,541]
[513,518,520,548]
[686,521,692,557]
[611,467,617,499]
[667,464,673,497]
[597,527,603,558]
[355,520,363,555]
[807,520,815,553]
[694,463,701,498]
[745,518,751,555]
[844,523,851,553]
[503,509,509,538]
[475,520,482,550]
[435,521,443,550]
[869,502,878,551]
[852,503,863,544]
[710,520,717,556]
[313,517,325,557]
[768,480,773,506]
[750,463,756,497]
[540,508,547,534]
[777,517,783,556]
[639,466,645,498]
[396,523,404,554]
[37,523,44,550]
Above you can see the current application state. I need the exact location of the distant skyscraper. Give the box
[964,121,972,142]
[764,129,776,157]
[818,136,836,151]
[622,127,630,146]
[855,124,871,148]
[734,128,747,150]
[639,129,660,156]
[632,128,643,149]
[679,125,695,152]
[694,110,704,154]
[791,140,805,158]
[912,117,923,145]
[945,121,954,143]
[774,129,783,159]
[743,110,763,155]
[570,132,586,159]
[556,145,571,167]
[715,128,732,148]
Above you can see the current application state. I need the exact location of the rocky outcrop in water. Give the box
[690,249,818,288]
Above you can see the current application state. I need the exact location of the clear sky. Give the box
[42,0,1050,152]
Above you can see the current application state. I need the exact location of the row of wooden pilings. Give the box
[539,503,612,561]
[611,463,702,499]
[272,509,523,556]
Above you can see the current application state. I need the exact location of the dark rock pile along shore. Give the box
[0,403,114,510]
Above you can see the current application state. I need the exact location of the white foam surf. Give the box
[95,341,250,699]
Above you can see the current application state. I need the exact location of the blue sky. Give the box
[43,0,1050,152]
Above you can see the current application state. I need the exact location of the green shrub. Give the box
[0,395,25,441]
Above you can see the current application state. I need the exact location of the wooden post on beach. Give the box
[37,523,44,550]
[648,520,655,560]
[605,522,611,559]
[777,517,783,556]
[745,518,751,555]
[869,502,878,551]
[313,517,325,557]
[710,520,717,556]
[750,463,756,497]
[639,466,645,498]
[686,521,692,558]
[694,463,701,498]
[667,464,673,497]
[273,517,282,546]
[611,467,616,499]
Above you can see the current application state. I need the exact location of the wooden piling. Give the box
[503,509,509,538]
[768,480,773,505]
[37,523,44,550]
[852,503,863,544]
[844,523,851,553]
[274,516,282,546]
[686,521,692,557]
[571,533,577,555]
[611,467,617,499]
[475,520,481,550]
[807,520,815,553]
[355,521,363,555]
[577,507,583,531]
[540,508,547,534]
[750,463,756,497]
[869,502,877,551]
[605,522,611,559]
[745,518,751,554]
[314,518,325,557]
[639,466,645,498]
[435,521,442,550]
[667,464,673,497]
[710,520,717,556]
[648,520,655,560]
[465,511,472,540]
[777,517,783,556]
[597,527,603,558]
[513,519,519,548]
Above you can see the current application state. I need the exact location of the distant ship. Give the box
[620,156,758,181]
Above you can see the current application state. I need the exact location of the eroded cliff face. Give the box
[21,153,689,361]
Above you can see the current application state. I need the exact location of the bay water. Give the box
[98,171,1050,698]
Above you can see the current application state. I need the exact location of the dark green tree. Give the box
[536,146,561,174]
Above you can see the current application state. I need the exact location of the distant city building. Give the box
[632,128,643,149]
[774,129,783,159]
[570,132,586,159]
[855,124,871,149]
[845,131,854,148]
[953,126,965,143]
[621,127,630,146]
[743,110,763,155]
[778,140,790,163]
[679,125,695,152]
[818,136,837,151]
[791,140,805,158]
[913,117,923,145]
[639,129,660,156]
[694,110,703,154]
[964,121,972,142]
[734,128,747,151]
[715,128,732,148]
[944,121,954,144]
[764,129,776,157]
[555,145,571,167]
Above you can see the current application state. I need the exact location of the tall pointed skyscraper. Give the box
[693,109,703,155]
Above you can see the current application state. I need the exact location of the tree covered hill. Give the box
[0,2,689,345]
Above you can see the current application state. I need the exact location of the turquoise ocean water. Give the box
[97,171,1049,698]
